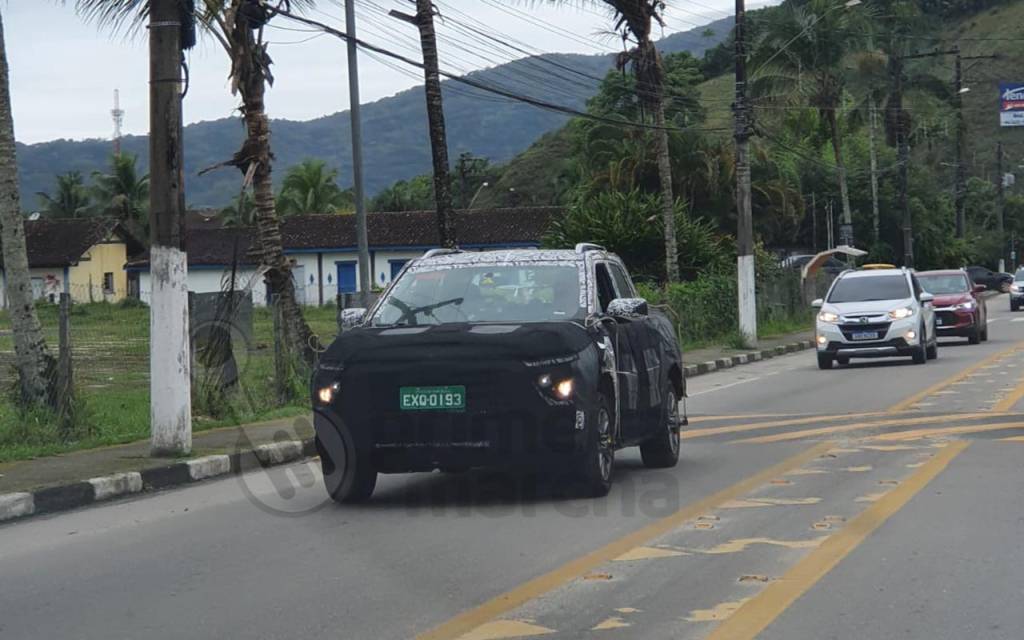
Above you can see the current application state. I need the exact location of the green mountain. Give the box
[16,18,731,210]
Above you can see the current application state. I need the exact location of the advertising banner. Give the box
[1000,83,1024,127]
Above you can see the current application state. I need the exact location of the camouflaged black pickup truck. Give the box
[312,244,685,502]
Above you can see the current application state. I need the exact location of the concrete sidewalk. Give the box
[0,327,813,522]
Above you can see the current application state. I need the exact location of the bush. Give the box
[543,188,732,281]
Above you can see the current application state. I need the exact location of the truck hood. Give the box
[319,321,596,368]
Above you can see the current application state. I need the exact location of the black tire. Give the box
[836,356,850,366]
[572,395,614,497]
[982,323,989,341]
[317,422,378,504]
[640,386,681,469]
[968,324,981,345]
[817,353,834,370]
[912,329,927,365]
[927,339,938,359]
[1011,301,1019,312]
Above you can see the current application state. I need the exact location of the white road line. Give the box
[1012,317,1024,323]
[689,364,804,397]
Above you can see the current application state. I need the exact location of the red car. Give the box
[917,269,988,344]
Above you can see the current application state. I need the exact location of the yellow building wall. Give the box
[67,239,128,303]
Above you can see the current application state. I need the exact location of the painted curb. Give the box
[683,339,813,381]
[0,438,315,525]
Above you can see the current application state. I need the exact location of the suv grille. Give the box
[839,322,891,340]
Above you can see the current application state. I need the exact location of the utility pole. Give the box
[811,193,817,252]
[869,100,880,245]
[891,53,912,267]
[344,0,372,306]
[997,141,1006,271]
[734,0,756,348]
[148,0,191,456]
[391,1,457,248]
[953,46,966,239]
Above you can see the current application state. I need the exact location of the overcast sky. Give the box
[6,0,746,144]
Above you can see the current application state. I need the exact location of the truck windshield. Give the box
[828,275,910,303]
[371,263,584,326]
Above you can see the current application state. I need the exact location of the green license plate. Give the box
[400,386,466,411]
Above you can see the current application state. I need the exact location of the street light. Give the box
[466,182,489,209]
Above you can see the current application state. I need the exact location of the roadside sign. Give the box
[1000,83,1024,127]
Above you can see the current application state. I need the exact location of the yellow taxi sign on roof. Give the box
[860,263,896,270]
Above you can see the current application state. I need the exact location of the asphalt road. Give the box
[2,296,1024,640]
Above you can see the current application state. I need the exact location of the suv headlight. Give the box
[954,301,976,311]
[817,311,840,323]
[1011,284,1020,293]
[889,307,915,320]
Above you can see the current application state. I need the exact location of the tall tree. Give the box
[75,0,318,367]
[36,171,93,218]
[543,0,681,281]
[91,153,148,222]
[277,159,353,215]
[752,0,867,246]
[0,9,55,406]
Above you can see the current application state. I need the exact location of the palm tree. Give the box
[37,171,93,218]
[0,8,55,407]
[752,0,868,244]
[74,0,318,367]
[91,154,148,222]
[542,1,680,281]
[277,159,353,215]
[219,191,255,227]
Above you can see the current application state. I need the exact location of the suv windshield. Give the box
[828,274,910,303]
[1015,269,1024,282]
[918,274,969,295]
[371,263,583,326]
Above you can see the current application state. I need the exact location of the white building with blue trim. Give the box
[126,207,557,306]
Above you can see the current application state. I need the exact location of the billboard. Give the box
[1000,83,1024,127]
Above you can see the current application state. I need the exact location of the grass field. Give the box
[0,302,340,463]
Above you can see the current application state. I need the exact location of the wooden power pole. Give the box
[391,1,457,248]
[148,0,191,456]
[734,0,757,347]
[344,0,372,305]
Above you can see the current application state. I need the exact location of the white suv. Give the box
[813,268,938,369]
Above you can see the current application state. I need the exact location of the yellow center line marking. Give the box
[685,599,750,622]
[703,440,969,640]
[684,413,883,439]
[733,412,998,444]
[1000,435,1024,441]
[992,373,1024,412]
[870,421,1024,442]
[887,342,1024,413]
[686,414,798,424]
[414,441,835,640]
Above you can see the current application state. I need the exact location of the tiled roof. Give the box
[10,217,137,268]
[129,207,559,268]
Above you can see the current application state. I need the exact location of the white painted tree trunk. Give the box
[149,246,191,456]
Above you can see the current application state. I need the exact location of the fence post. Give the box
[57,292,74,437]
[187,291,196,385]
[272,295,289,405]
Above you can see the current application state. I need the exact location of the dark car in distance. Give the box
[917,269,988,344]
[966,265,1012,294]
[311,245,685,502]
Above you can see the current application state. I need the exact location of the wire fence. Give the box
[0,284,344,456]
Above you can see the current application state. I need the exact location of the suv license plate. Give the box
[400,386,466,411]
[851,331,879,341]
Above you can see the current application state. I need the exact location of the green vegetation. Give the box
[0,303,340,463]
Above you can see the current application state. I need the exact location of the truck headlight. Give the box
[317,382,340,405]
[889,307,915,320]
[553,378,574,400]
